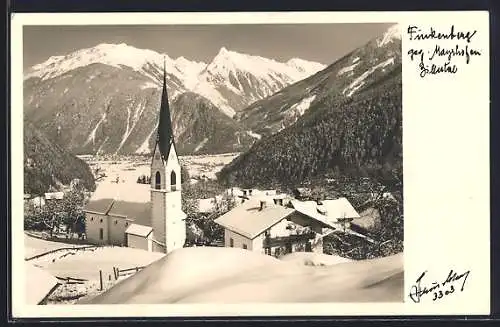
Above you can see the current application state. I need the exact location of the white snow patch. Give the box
[352,57,360,63]
[116,100,146,154]
[289,95,317,115]
[343,57,395,97]
[194,138,209,153]
[377,24,402,47]
[63,87,69,94]
[84,113,107,147]
[135,122,158,155]
[246,130,261,140]
[337,62,360,76]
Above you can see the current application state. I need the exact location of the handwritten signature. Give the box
[409,269,470,303]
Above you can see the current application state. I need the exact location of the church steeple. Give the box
[156,57,175,161]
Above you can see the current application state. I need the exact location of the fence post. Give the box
[99,270,103,291]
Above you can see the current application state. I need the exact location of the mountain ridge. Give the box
[25,43,326,117]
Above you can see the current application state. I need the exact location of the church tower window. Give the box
[155,171,161,190]
[171,171,177,191]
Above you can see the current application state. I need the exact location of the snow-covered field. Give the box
[82,152,239,184]
[24,233,89,259]
[30,244,165,281]
[25,234,165,304]
[81,247,404,304]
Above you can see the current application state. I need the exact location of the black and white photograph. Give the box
[11,11,490,317]
[21,21,403,305]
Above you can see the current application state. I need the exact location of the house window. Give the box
[100,218,103,223]
[171,171,177,191]
[90,217,94,222]
[99,228,103,240]
[229,238,234,247]
[114,220,118,225]
[243,244,248,250]
[125,222,129,227]
[155,171,161,190]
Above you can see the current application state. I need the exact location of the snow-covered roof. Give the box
[197,198,217,213]
[25,263,59,305]
[125,223,153,237]
[289,200,339,229]
[215,200,295,239]
[44,192,64,200]
[319,197,360,221]
[84,182,152,226]
[290,198,359,226]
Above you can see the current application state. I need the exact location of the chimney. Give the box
[259,200,266,211]
[278,199,283,206]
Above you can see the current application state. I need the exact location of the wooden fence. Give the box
[25,245,99,261]
[97,265,146,291]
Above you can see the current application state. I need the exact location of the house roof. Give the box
[214,199,295,240]
[289,200,339,229]
[125,223,153,237]
[319,197,360,221]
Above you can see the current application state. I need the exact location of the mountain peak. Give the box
[377,24,402,47]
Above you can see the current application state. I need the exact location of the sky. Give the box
[23,23,393,69]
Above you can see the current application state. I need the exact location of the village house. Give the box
[83,61,186,254]
[215,195,370,257]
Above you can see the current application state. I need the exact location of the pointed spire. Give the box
[156,56,175,160]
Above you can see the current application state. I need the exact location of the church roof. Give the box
[125,223,153,238]
[84,182,152,227]
[156,58,175,161]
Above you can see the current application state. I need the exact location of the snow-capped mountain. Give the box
[238,24,402,136]
[25,43,325,117]
[193,47,326,116]
[23,43,324,155]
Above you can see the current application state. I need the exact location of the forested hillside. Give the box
[217,67,402,189]
[24,120,96,195]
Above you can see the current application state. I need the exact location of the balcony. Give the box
[262,231,316,248]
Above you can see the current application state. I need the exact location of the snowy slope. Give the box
[194,48,325,116]
[81,247,403,304]
[239,24,402,136]
[25,43,206,87]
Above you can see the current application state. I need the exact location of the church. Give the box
[83,63,187,253]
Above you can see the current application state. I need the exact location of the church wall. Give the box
[127,233,149,251]
[85,213,109,245]
[151,190,166,252]
[107,215,129,246]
